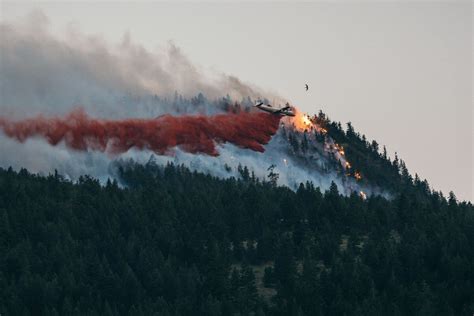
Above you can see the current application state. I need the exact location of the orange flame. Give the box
[354,171,362,181]
[292,109,312,131]
[302,115,311,126]
[291,108,329,136]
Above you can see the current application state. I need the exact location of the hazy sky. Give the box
[1,1,472,201]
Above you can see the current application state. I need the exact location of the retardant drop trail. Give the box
[0,109,282,156]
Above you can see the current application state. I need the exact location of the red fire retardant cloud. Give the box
[0,109,281,156]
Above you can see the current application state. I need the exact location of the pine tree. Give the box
[267,165,279,187]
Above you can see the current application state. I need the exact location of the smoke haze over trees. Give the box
[0,13,466,200]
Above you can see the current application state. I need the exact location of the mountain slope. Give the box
[0,164,472,315]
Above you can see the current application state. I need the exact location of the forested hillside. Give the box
[0,163,473,315]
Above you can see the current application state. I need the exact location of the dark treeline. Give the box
[0,162,473,316]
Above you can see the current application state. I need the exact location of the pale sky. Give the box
[1,1,472,201]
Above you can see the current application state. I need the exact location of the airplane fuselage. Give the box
[254,102,295,117]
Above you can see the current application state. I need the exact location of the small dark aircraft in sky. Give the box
[254,100,295,117]
[305,84,309,91]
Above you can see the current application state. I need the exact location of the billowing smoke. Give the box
[0,11,281,119]
[0,109,280,156]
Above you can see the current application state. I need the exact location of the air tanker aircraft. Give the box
[254,100,295,117]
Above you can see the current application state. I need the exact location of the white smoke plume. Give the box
[0,11,275,119]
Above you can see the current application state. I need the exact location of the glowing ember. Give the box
[354,171,362,181]
[334,144,345,156]
[359,191,367,200]
[345,161,351,169]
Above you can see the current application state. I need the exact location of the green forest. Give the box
[0,159,473,315]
